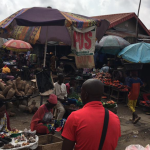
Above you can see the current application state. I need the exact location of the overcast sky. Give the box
[0,0,150,29]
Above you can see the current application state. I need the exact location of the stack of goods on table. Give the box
[112,81,128,92]
[95,72,111,82]
[94,73,128,92]
[0,128,38,149]
[95,72,113,86]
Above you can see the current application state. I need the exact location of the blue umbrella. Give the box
[118,42,150,63]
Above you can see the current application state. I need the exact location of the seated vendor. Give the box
[2,65,15,80]
[53,74,67,120]
[30,94,57,134]
[66,77,76,95]
[0,100,11,132]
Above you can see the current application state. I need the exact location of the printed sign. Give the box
[72,26,96,56]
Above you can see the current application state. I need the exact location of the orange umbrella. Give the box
[3,39,32,52]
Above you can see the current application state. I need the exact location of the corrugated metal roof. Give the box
[106,30,150,39]
[92,13,150,36]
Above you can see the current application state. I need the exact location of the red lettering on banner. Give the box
[74,31,92,50]
[79,33,83,50]
[85,32,92,49]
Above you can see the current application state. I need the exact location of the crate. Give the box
[36,134,63,150]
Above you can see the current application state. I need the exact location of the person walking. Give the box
[128,71,143,124]
[61,79,121,150]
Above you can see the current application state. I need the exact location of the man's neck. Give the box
[58,82,62,85]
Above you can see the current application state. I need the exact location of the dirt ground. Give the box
[8,96,150,150]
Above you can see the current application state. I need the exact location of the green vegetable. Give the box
[68,92,79,100]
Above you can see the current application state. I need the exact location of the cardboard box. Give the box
[36,134,63,150]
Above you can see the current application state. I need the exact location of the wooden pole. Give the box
[43,26,48,67]
[136,0,142,42]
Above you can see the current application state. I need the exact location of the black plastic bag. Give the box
[36,69,54,93]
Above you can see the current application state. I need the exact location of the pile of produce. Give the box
[94,73,128,91]
[68,92,79,100]
[95,72,111,81]
[19,100,38,114]
[0,129,37,149]
[0,77,35,100]
[103,100,116,108]
[140,100,150,108]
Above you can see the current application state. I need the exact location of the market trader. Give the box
[53,73,67,120]
[61,79,121,150]
[30,94,57,134]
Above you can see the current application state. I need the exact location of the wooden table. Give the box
[110,88,128,103]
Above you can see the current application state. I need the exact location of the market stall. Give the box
[0,76,37,116]
[0,129,38,149]
[94,72,128,103]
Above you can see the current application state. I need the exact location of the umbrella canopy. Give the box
[0,7,109,45]
[118,42,150,63]
[15,7,65,26]
[96,35,130,55]
[3,39,32,52]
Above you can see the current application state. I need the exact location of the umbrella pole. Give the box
[55,45,56,69]
[43,26,48,68]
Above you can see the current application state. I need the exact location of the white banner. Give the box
[71,26,96,56]
[75,55,95,69]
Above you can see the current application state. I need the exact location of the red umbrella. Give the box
[3,39,32,52]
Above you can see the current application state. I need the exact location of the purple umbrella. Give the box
[15,7,66,67]
[15,7,65,26]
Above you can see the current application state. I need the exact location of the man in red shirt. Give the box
[62,79,121,150]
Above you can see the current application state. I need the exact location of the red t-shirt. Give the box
[66,83,70,95]
[62,101,121,150]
